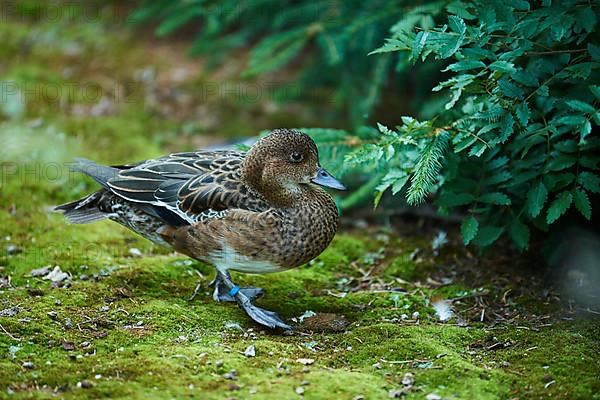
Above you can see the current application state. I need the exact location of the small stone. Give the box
[400,314,409,320]
[224,322,243,331]
[47,311,58,320]
[0,306,19,317]
[223,369,237,380]
[412,311,420,320]
[215,359,224,368]
[77,380,93,389]
[22,361,34,369]
[54,299,62,306]
[95,374,102,379]
[401,372,414,387]
[500,361,510,368]
[188,384,194,390]
[295,386,305,395]
[30,266,50,277]
[128,248,142,257]
[79,274,89,281]
[62,340,75,351]
[295,358,314,365]
[5,244,20,255]
[64,318,73,329]
[27,288,44,297]
[426,394,442,400]
[244,345,256,357]
[99,306,110,312]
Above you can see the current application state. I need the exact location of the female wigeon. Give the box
[56,129,346,329]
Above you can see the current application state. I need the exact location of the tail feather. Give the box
[54,192,108,224]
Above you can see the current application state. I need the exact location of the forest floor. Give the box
[1,5,599,400]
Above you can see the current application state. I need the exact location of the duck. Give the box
[55,129,346,330]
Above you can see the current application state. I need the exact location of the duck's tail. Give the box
[54,191,108,224]
[54,159,120,224]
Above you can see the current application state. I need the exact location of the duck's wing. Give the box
[104,151,264,226]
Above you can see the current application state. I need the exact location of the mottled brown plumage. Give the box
[55,129,346,330]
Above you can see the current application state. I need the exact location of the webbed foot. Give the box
[213,271,292,331]
[238,297,292,330]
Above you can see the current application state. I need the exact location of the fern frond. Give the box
[406,130,449,205]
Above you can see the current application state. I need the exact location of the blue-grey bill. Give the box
[311,167,347,190]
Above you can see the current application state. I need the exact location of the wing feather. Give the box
[104,150,262,225]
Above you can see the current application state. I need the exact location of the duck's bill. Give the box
[311,167,347,191]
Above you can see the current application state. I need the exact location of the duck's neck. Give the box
[248,179,311,208]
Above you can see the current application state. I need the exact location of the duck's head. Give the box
[242,129,346,204]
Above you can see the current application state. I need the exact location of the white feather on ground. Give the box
[432,298,454,322]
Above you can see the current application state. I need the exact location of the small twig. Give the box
[544,380,556,389]
[188,282,203,301]
[581,307,600,315]
[0,323,20,341]
[525,49,587,56]
[380,358,430,365]
[486,342,504,351]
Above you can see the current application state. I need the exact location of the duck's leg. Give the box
[210,272,264,303]
[214,271,291,330]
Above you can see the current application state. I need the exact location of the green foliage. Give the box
[316,0,600,249]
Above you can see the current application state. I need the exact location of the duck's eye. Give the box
[290,152,303,162]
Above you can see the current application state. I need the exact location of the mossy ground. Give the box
[1,4,599,400]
